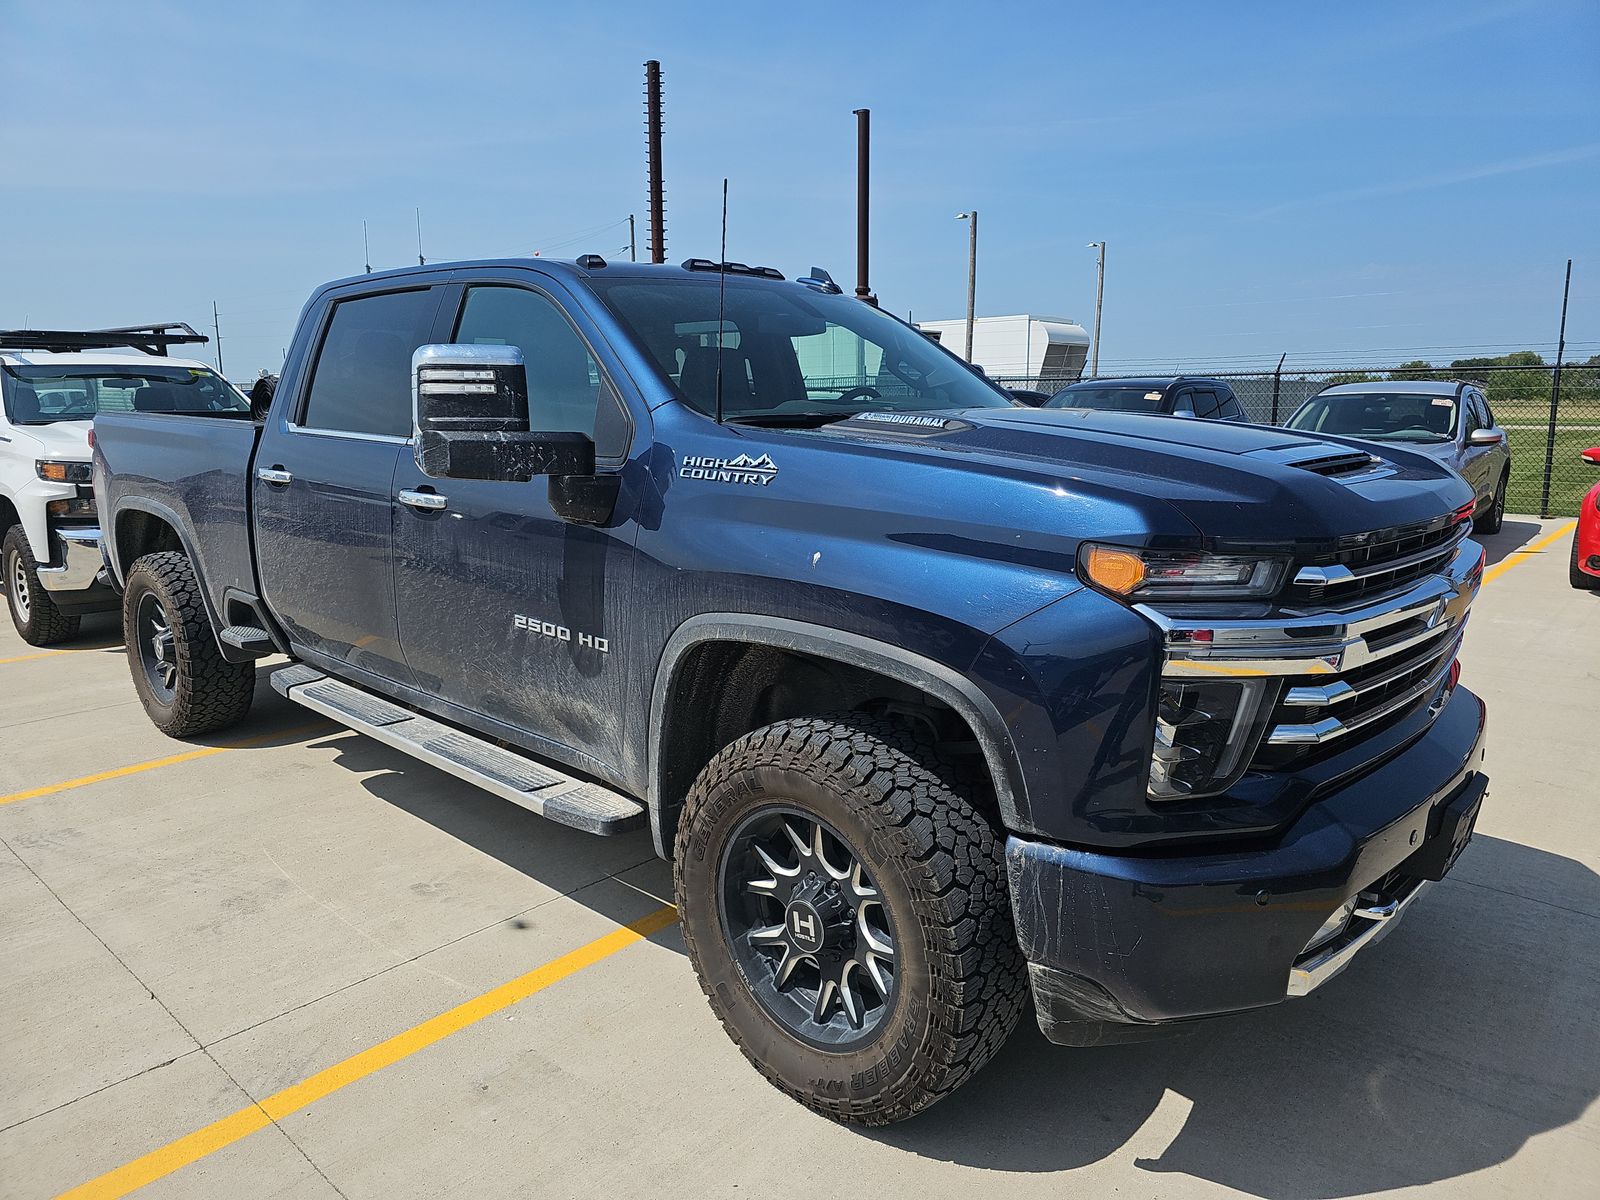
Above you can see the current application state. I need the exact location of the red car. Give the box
[1573,447,1600,589]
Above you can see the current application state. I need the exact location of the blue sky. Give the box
[2,0,1596,378]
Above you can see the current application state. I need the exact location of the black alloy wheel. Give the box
[719,806,897,1049]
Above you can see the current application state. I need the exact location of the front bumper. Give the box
[36,525,116,611]
[1007,683,1487,1046]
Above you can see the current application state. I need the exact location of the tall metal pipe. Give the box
[852,108,875,305]
[645,60,666,264]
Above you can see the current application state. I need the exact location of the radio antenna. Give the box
[416,207,425,265]
[714,177,728,425]
[363,219,372,273]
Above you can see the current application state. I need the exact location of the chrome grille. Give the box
[1289,514,1471,607]
[1144,536,1484,776]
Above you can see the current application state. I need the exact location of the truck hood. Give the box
[8,420,92,461]
[798,406,1473,549]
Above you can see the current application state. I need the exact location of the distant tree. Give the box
[1449,350,1549,407]
[1390,360,1434,380]
[1323,371,1384,386]
[1449,350,1547,370]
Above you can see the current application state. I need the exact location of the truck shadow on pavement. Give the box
[283,706,1597,1197]
[1478,519,1546,566]
[872,833,1600,1198]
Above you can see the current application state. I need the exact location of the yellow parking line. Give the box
[0,723,327,807]
[0,648,72,666]
[55,904,680,1200]
[1482,520,1577,585]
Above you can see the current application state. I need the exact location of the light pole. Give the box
[1087,241,1105,377]
[956,211,978,362]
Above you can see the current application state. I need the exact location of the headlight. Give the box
[36,460,93,484]
[1080,543,1288,599]
[1149,677,1276,800]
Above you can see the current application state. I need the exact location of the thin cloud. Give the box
[1250,143,1600,219]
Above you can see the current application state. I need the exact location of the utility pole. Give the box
[852,108,876,306]
[1539,258,1573,518]
[956,210,977,362]
[644,60,666,264]
[628,213,637,262]
[212,301,223,374]
[1087,241,1106,377]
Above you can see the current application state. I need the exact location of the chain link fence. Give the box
[992,362,1600,518]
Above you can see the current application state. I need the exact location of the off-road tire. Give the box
[3,525,80,646]
[674,712,1028,1125]
[1572,529,1600,590]
[1474,471,1508,535]
[123,551,255,736]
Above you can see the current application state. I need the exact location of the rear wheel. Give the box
[3,525,80,646]
[1475,472,1507,535]
[674,713,1027,1125]
[123,551,255,736]
[1572,528,1600,590]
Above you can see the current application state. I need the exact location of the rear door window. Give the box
[1217,391,1245,420]
[301,288,437,438]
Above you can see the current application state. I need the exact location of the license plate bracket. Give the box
[1409,774,1487,881]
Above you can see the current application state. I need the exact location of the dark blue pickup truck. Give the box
[93,257,1489,1125]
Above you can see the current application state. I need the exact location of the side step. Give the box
[270,664,645,836]
[220,625,277,656]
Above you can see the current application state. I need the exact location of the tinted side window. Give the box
[1171,390,1196,416]
[302,289,436,437]
[1191,388,1221,418]
[1469,392,1491,430]
[1479,393,1496,427]
[453,286,601,437]
[1219,396,1245,420]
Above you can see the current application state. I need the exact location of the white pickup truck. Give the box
[0,324,227,644]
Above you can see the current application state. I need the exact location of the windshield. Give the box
[2,363,250,425]
[586,275,1015,421]
[1286,392,1457,443]
[1045,383,1168,413]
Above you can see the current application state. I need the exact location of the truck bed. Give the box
[93,410,261,618]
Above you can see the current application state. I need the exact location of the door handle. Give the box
[397,489,448,512]
[256,466,293,485]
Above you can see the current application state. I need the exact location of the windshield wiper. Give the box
[724,410,860,429]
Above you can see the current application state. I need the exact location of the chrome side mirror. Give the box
[411,344,593,482]
[1467,428,1504,447]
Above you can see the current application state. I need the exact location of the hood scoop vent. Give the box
[1290,450,1383,477]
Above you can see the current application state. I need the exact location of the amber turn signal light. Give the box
[1083,545,1147,595]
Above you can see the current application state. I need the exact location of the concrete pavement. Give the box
[1,516,1595,1199]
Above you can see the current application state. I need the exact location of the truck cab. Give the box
[93,259,1490,1127]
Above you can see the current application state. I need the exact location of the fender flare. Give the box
[108,497,228,644]
[648,613,1029,855]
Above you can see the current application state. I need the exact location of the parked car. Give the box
[95,256,1488,1126]
[1006,387,1052,406]
[1044,375,1247,421]
[1572,446,1600,590]
[0,323,224,644]
[1284,380,1510,534]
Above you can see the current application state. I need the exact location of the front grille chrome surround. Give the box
[1139,537,1484,766]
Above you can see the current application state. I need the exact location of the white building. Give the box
[915,315,1090,382]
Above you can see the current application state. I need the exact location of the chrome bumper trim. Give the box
[36,526,105,593]
[1287,878,1431,998]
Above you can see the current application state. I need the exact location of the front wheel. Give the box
[123,551,255,736]
[3,525,80,646]
[1475,472,1507,535]
[1572,528,1600,590]
[674,714,1027,1125]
